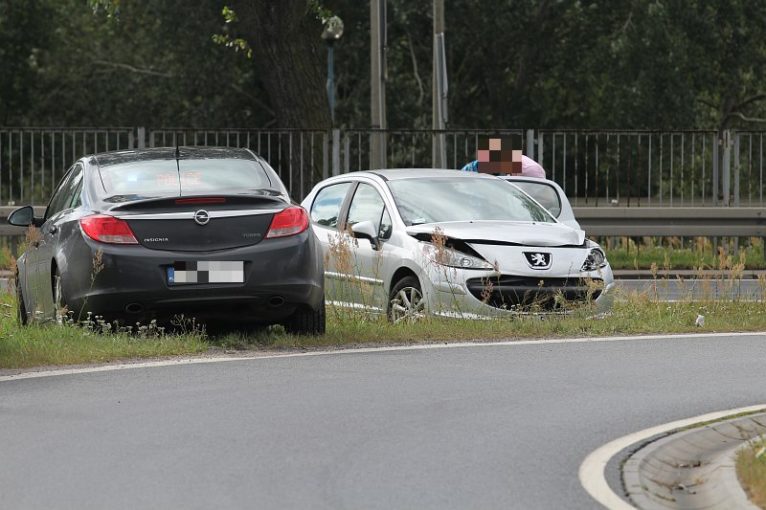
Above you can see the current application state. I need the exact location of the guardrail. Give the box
[574,207,766,237]
[2,206,764,240]
[2,127,765,206]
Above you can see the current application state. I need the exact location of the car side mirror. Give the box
[351,221,380,250]
[7,205,40,227]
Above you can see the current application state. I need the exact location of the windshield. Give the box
[388,177,556,226]
[98,159,273,197]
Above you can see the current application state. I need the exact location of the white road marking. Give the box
[578,404,766,509]
[1,330,764,383]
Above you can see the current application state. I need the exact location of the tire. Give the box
[388,276,426,324]
[284,299,326,336]
[16,273,28,326]
[52,268,69,325]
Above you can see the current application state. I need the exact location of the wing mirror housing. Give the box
[7,205,42,227]
[350,220,380,250]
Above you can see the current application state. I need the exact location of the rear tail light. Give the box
[266,206,309,238]
[80,215,139,244]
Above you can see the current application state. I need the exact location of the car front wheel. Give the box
[388,276,426,324]
[16,272,28,326]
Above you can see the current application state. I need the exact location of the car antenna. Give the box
[175,143,182,196]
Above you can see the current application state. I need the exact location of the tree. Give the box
[223,1,331,129]
[0,0,53,124]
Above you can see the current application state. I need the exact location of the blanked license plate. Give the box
[167,261,244,284]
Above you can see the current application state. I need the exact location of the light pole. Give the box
[432,0,448,168]
[321,15,344,126]
[370,0,387,169]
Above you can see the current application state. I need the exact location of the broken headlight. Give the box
[581,248,607,272]
[422,244,495,270]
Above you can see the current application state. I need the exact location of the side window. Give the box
[512,182,562,217]
[61,165,83,211]
[379,208,392,240]
[46,164,82,219]
[346,183,386,234]
[69,176,84,209]
[310,182,352,229]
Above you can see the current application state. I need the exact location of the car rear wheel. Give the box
[284,299,326,336]
[16,273,28,326]
[388,276,425,324]
[53,269,69,325]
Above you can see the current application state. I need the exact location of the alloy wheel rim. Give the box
[389,286,425,324]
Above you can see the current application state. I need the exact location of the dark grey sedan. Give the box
[9,147,325,334]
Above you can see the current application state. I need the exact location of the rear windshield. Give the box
[98,159,273,196]
[387,177,555,225]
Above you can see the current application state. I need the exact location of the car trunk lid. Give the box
[109,195,285,252]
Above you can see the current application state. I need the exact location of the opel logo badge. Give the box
[194,209,210,226]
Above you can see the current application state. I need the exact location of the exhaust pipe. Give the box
[268,296,285,307]
[125,303,144,314]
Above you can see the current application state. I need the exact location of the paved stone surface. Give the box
[2,334,766,509]
[624,413,766,509]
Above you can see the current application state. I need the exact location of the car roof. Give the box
[89,146,259,168]
[500,175,547,181]
[354,168,502,181]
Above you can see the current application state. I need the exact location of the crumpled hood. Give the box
[405,221,585,247]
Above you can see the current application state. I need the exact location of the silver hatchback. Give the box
[302,169,615,321]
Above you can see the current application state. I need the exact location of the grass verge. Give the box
[3,288,766,370]
[0,293,208,369]
[737,439,766,509]
[0,245,12,271]
[601,237,765,270]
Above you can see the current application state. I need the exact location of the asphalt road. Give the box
[615,278,765,301]
[2,334,766,509]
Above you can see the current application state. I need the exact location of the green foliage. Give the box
[604,238,766,270]
[1,0,269,127]
[737,439,766,509]
[1,0,765,129]
[212,5,252,59]
[0,0,54,124]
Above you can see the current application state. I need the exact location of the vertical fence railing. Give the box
[147,128,328,200]
[734,131,766,207]
[535,130,726,207]
[2,127,766,206]
[0,128,133,206]
[339,128,526,174]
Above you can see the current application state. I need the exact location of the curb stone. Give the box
[623,412,766,509]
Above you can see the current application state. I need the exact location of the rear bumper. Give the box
[63,231,323,323]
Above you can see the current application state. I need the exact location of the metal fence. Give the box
[0,128,134,206]
[339,129,526,173]
[0,127,764,206]
[147,128,330,200]
[536,130,724,207]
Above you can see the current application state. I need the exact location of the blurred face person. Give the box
[476,136,522,174]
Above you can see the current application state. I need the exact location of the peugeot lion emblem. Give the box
[524,251,552,270]
[194,209,210,226]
